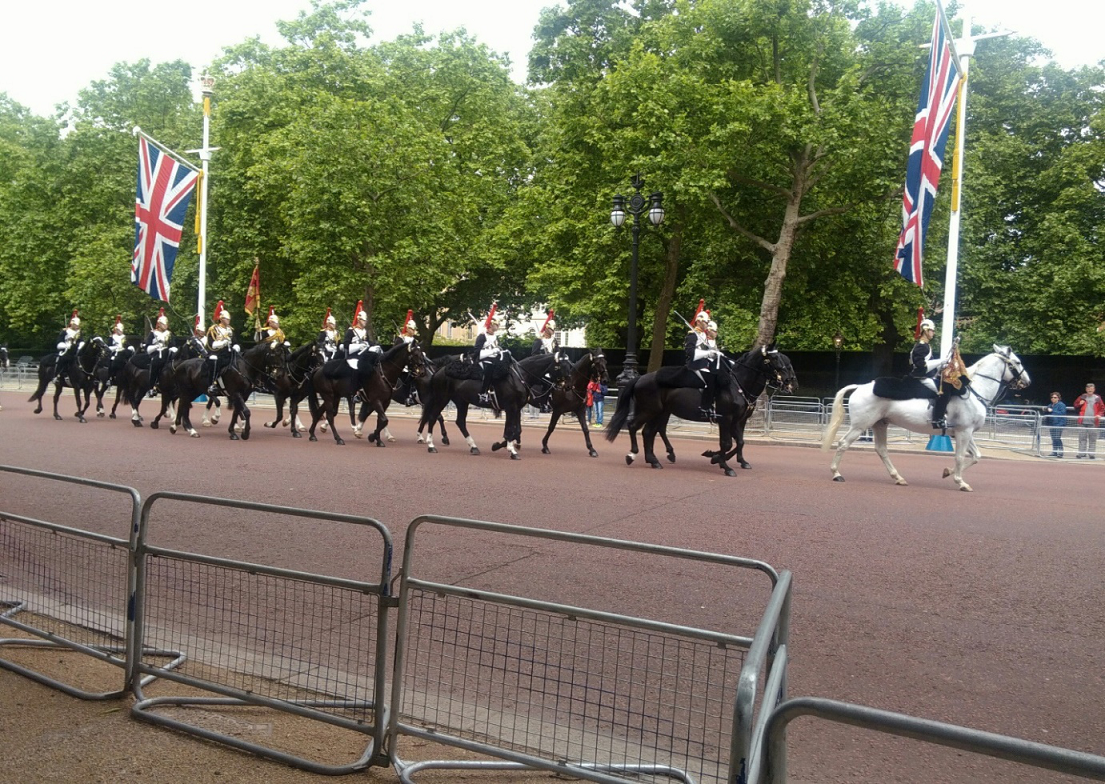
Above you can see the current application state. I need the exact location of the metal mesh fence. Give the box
[399,588,745,783]
[0,517,129,653]
[139,553,382,723]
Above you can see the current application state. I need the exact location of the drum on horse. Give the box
[604,344,799,476]
[417,351,571,459]
[28,337,107,423]
[536,350,609,458]
[822,345,1030,491]
[303,340,424,445]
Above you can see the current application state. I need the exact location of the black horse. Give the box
[376,352,455,446]
[304,341,424,445]
[262,343,320,434]
[92,345,137,418]
[28,337,107,423]
[604,344,798,476]
[417,352,572,459]
[537,350,609,458]
[120,336,206,426]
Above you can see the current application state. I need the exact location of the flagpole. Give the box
[131,128,200,173]
[940,14,972,358]
[939,11,1013,356]
[196,75,215,326]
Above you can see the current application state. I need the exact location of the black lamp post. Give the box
[611,173,664,385]
[832,330,844,391]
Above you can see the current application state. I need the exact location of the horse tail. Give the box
[821,384,859,451]
[603,375,638,442]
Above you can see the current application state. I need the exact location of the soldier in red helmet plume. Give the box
[204,301,236,396]
[260,306,286,351]
[53,309,83,384]
[144,308,172,394]
[343,300,382,374]
[474,304,508,407]
[398,309,418,344]
[316,308,340,362]
[681,299,719,419]
[530,310,559,356]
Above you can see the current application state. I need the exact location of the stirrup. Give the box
[932,418,947,431]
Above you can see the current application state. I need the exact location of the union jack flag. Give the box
[132,137,199,302]
[894,3,961,287]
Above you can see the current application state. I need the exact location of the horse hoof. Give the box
[354,430,363,439]
[470,447,480,455]
[374,439,385,447]
[428,446,437,453]
[264,422,276,428]
[368,433,378,443]
[625,454,635,466]
[441,437,450,446]
[650,462,662,469]
[54,414,63,421]
[895,479,909,486]
[78,416,87,424]
[416,435,426,444]
[240,430,250,441]
[589,450,598,458]
[230,432,239,441]
[542,446,550,454]
[109,413,116,419]
[292,431,301,439]
[387,436,396,443]
[149,421,158,430]
[510,452,520,460]
[740,462,751,469]
[725,469,736,477]
[667,454,676,463]
[960,484,973,492]
[97,412,105,418]
[832,475,844,482]
[132,419,143,428]
[335,438,345,446]
[202,420,212,427]
[942,468,952,478]
[170,425,177,434]
[309,435,317,442]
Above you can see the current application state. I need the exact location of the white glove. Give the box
[707,350,719,360]
[169,347,178,355]
[57,341,67,351]
[232,344,240,352]
[925,357,944,372]
[370,345,383,354]
[283,341,291,347]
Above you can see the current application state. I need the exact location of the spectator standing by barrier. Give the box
[1044,391,1067,458]
[588,378,606,427]
[1073,382,1104,459]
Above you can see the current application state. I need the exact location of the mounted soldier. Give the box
[343,300,383,373]
[145,308,172,394]
[260,306,286,352]
[683,300,719,418]
[108,315,132,362]
[316,308,340,363]
[474,304,509,407]
[54,309,82,384]
[204,300,236,396]
[909,317,952,429]
[397,309,419,344]
[530,310,559,356]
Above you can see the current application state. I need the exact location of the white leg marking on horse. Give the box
[465,435,478,450]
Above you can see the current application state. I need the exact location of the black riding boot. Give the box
[700,386,716,421]
[932,394,949,430]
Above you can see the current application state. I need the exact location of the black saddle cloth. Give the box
[872,376,937,400]
[323,358,352,380]
[444,356,485,381]
[656,365,706,389]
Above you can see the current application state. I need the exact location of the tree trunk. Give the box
[363,283,377,342]
[647,219,682,373]
[756,152,809,348]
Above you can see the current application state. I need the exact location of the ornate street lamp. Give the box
[610,174,664,385]
[832,330,844,391]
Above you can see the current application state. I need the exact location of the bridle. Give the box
[966,350,1027,408]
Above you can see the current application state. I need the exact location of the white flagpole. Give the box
[195,75,216,326]
[939,10,1013,356]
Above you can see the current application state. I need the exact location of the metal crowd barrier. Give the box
[129,492,394,775]
[0,465,147,698]
[388,515,792,784]
[759,697,1105,783]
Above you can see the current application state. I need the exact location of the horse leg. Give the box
[942,433,977,491]
[180,400,199,437]
[829,424,870,483]
[641,421,662,469]
[323,397,344,445]
[574,406,599,458]
[437,414,450,446]
[265,392,283,428]
[455,404,479,455]
[110,385,123,419]
[541,413,561,454]
[625,420,641,466]
[866,421,909,485]
[74,386,89,423]
[367,406,388,447]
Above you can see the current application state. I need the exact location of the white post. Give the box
[940,17,973,357]
[197,75,215,324]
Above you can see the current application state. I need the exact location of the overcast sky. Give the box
[2,0,1100,118]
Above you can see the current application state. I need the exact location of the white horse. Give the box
[822,345,1030,491]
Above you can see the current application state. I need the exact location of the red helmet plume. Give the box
[322,307,333,328]
[540,309,555,333]
[352,300,365,326]
[484,303,498,331]
[914,307,925,340]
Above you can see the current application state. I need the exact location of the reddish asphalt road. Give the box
[2,394,1103,782]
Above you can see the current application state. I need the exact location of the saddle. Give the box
[872,376,937,401]
[322,358,352,380]
[444,356,484,381]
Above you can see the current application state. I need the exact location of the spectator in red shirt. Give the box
[1073,382,1104,459]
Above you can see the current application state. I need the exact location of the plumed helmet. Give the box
[156,307,168,327]
[707,320,717,332]
[267,305,279,326]
[113,315,125,333]
[194,315,203,335]
[402,309,416,335]
[695,310,709,324]
[406,319,417,332]
[323,307,335,328]
[353,300,366,325]
[920,319,936,332]
[69,309,80,327]
[544,319,556,333]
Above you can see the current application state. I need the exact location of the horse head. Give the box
[762,344,799,394]
[589,350,608,383]
[79,336,108,370]
[993,345,1030,390]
